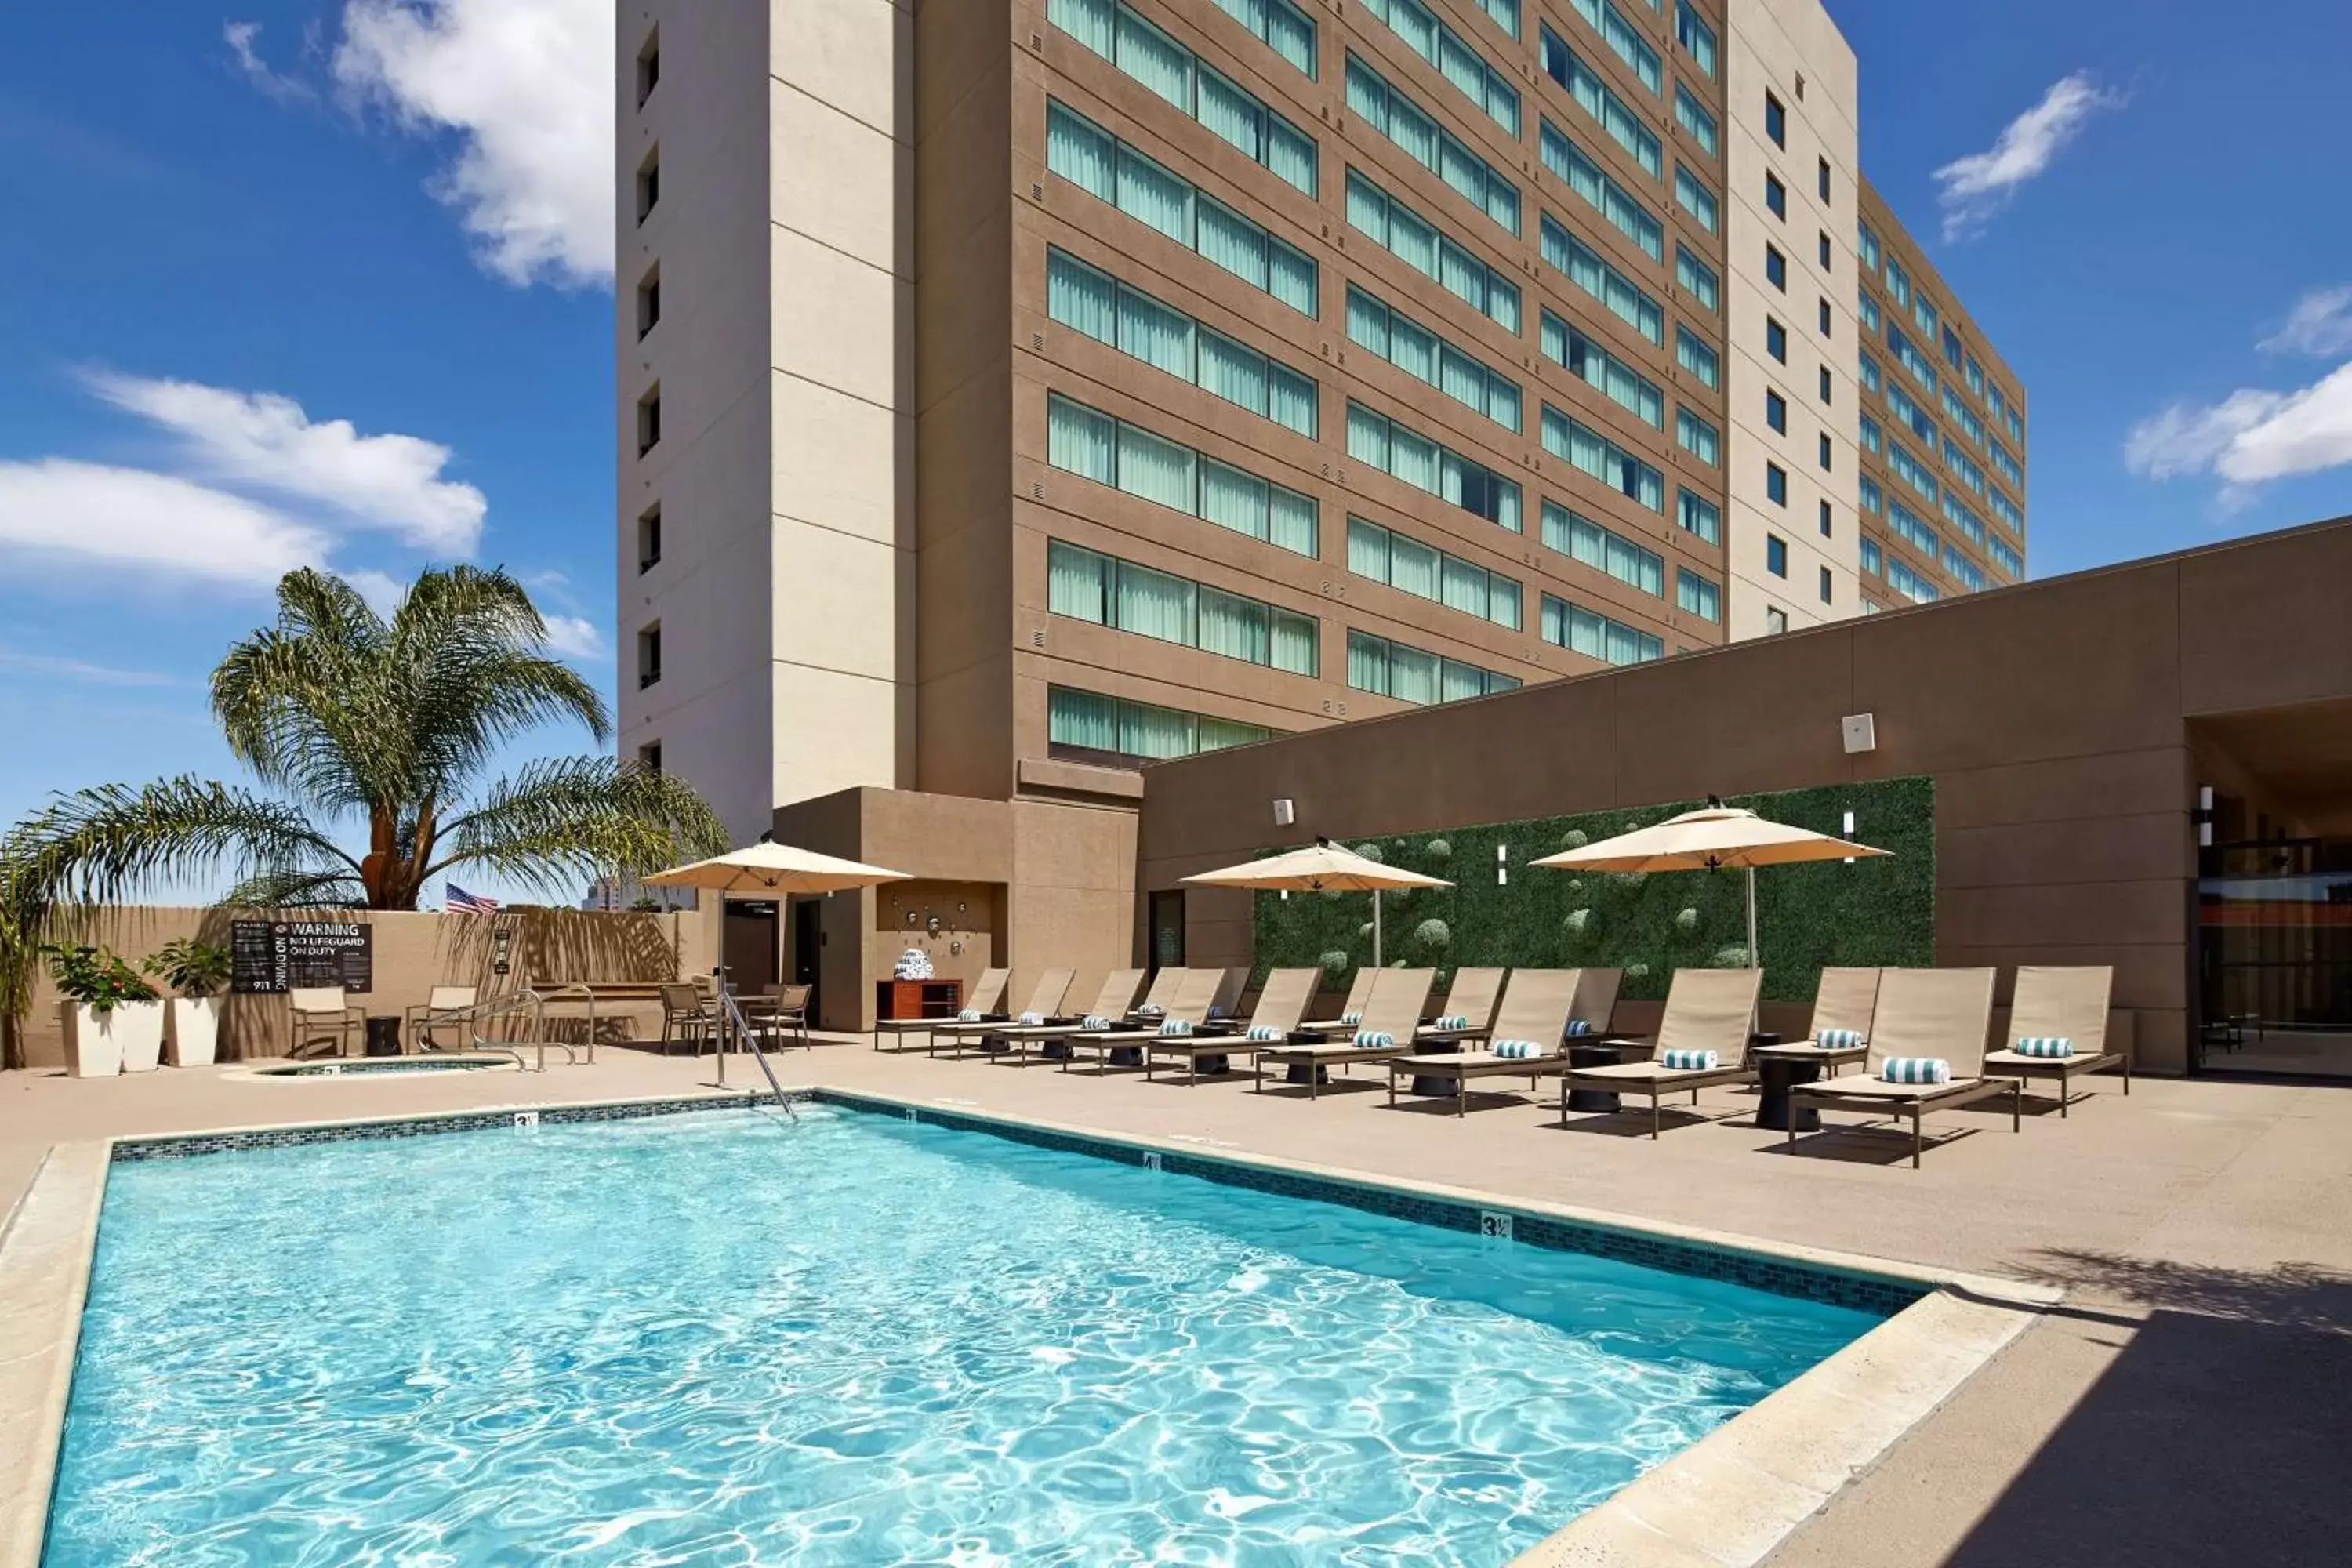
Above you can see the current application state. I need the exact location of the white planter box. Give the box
[114,1001,168,1073]
[167,997,221,1067]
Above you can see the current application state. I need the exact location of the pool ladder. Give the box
[713,992,797,1116]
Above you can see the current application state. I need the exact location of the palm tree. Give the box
[0,566,729,1056]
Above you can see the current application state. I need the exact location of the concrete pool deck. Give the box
[3,1040,2347,1565]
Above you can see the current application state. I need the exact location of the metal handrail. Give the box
[716,990,795,1115]
[415,986,594,1073]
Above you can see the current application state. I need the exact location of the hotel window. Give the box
[637,740,662,775]
[1765,464,1788,506]
[1887,383,1936,446]
[1675,406,1720,465]
[1763,173,1788,222]
[1991,488,2022,534]
[636,386,662,456]
[1766,318,1788,362]
[1817,297,1831,336]
[1048,539,1320,675]
[1939,491,1987,547]
[1883,257,1911,309]
[1541,216,1663,345]
[1675,325,1719,389]
[1859,414,1881,455]
[1051,0,1319,194]
[1542,402,1664,511]
[1859,353,1881,394]
[1209,0,1316,78]
[1889,441,1940,504]
[1766,534,1788,576]
[1047,394,1319,557]
[1348,517,1523,629]
[1818,366,1832,404]
[1818,499,1833,537]
[1817,157,1831,201]
[1675,2,1716,78]
[1541,594,1664,665]
[1944,436,1987,496]
[1047,249,1319,436]
[1857,222,1880,271]
[1886,557,1939,604]
[1676,488,1721,544]
[1887,325,1937,394]
[1675,568,1720,622]
[1943,545,1986,593]
[636,30,659,107]
[636,267,660,338]
[1543,501,1664,597]
[1858,291,1880,332]
[1675,164,1720,234]
[1675,245,1720,313]
[636,622,662,688]
[1817,230,1831,269]
[1351,286,1523,433]
[1049,687,1275,764]
[1570,0,1661,92]
[1347,402,1522,529]
[1860,537,1882,575]
[1859,475,1883,514]
[1818,432,1832,470]
[635,147,659,223]
[1541,27,1659,176]
[1990,439,2024,489]
[1887,498,1939,557]
[1348,630,1519,704]
[1474,0,1520,40]
[1348,55,1519,234]
[1766,606,1788,635]
[636,505,662,572]
[1941,384,1987,448]
[1967,356,1987,398]
[1345,171,1519,332]
[1942,326,1965,371]
[1765,245,1786,292]
[1819,564,1833,603]
[1542,122,1662,260]
[1990,535,2024,577]
[1368,0,1519,134]
[1765,390,1787,433]
[1047,103,1318,317]
[1913,292,1939,338]
[1541,310,1664,429]
[1765,92,1786,147]
[1674,83,1718,156]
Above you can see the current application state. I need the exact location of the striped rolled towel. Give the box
[2013,1036,2074,1058]
[1814,1027,1864,1050]
[956,1008,983,1022]
[1434,1014,1470,1031]
[1339,1011,1363,1026]
[1018,1011,1046,1026]
[1081,1015,1113,1031]
[1563,1019,1594,1039]
[1659,1048,1719,1071]
[1245,1025,1286,1042]
[1879,1057,1952,1084]
[1134,1004,1165,1019]
[1352,1029,1395,1049]
[1159,1018,1194,1037]
[1492,1039,1544,1059]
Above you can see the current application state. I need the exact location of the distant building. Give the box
[580,875,696,913]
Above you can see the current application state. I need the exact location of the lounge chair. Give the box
[1415,967,1507,1044]
[1061,968,1226,1074]
[929,968,1074,1058]
[1205,967,1248,1025]
[1751,966,1880,1080]
[1980,966,2125,1114]
[1382,969,1584,1115]
[1147,967,1319,1084]
[1558,968,1766,1137]
[405,985,479,1053]
[1247,968,1436,1097]
[874,966,1007,1051]
[989,969,1148,1064]
[1786,967,2021,1167]
[1296,967,1379,1035]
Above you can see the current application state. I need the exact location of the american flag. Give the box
[445,884,501,915]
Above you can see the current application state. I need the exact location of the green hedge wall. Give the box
[1250,777,1935,1004]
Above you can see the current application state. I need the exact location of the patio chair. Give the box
[1247,968,1436,1098]
[1415,967,1507,1044]
[1126,966,1185,1022]
[658,982,716,1056]
[1206,966,1248,1023]
[1751,967,1881,1081]
[1382,969,1585,1115]
[1297,967,1380,1034]
[1147,967,1319,1084]
[930,968,1074,1058]
[1786,967,2020,1168]
[288,986,365,1059]
[404,985,479,1053]
[1061,969,1228,1074]
[1558,967,1768,1138]
[1980,966,2125,1114]
[986,969,1148,1064]
[874,966,1008,1051]
[757,982,813,1050]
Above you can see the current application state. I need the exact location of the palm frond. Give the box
[426,757,729,900]
[217,868,369,910]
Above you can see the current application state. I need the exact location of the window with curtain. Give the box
[1860,537,1882,575]
[1675,568,1720,622]
[1541,310,1664,429]
[1346,402,1520,530]
[1858,291,1880,332]
[1889,441,1939,503]
[1991,488,2021,534]
[1346,55,1519,234]
[1914,292,1940,338]
[1049,542,1325,677]
[1047,249,1318,436]
[1887,383,1936,445]
[1940,385,1987,448]
[1990,440,2022,488]
[1676,488,1720,544]
[1887,499,1939,557]
[1887,557,1940,604]
[1473,0,1520,40]
[1116,142,1192,241]
[1047,393,1317,558]
[1674,84,1717,156]
[1346,286,1521,434]
[1857,221,1881,272]
[1883,258,1911,308]
[1542,502,1662,596]
[1859,352,1882,395]
[1345,171,1519,332]
[1541,214,1663,345]
[1569,0,1661,93]
[1674,1,1715,78]
[1348,516,1520,628]
[1941,546,1986,593]
[1675,407,1719,465]
[1541,122,1661,261]
[1540,593,1662,665]
[1541,404,1664,512]
[1540,27,1660,176]
[1048,686,1278,764]
[1346,630,1515,704]
[1116,6,1192,109]
[1675,165,1719,234]
[1940,492,1986,546]
[1048,539,1112,622]
[1207,0,1316,78]
[1675,326,1719,390]
[1675,244,1719,313]
[1990,536,2024,577]
[1859,414,1882,454]
[1944,438,1987,496]
[1859,475,1883,514]
[1363,0,1519,135]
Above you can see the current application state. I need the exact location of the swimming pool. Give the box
[51,1103,1884,1566]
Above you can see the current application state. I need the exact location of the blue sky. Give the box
[2,0,2348,902]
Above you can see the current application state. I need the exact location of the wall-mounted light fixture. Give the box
[2195,786,2215,848]
[1841,713,1877,754]
[1496,843,1509,887]
[1272,797,1295,827]
[1842,809,1856,866]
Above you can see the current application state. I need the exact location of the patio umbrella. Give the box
[1528,803,1889,968]
[643,837,912,895]
[1182,837,1452,966]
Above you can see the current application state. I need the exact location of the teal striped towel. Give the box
[1434,1014,1470,1031]
[1814,1027,1864,1050]
[1246,1025,1285,1042]
[956,1008,983,1022]
[1352,1029,1395,1048]
[1879,1057,1952,1084]
[1081,1015,1112,1031]
[1563,1019,1593,1039]
[1018,1011,1045,1026]
[1660,1048,1719,1071]
[2013,1036,2074,1058]
[1339,1011,1363,1026]
[1159,1019,1193,1037]
[1493,1039,1544,1059]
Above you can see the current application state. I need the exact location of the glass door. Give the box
[2197,838,2352,1076]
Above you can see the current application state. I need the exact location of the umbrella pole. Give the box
[1373,888,1383,967]
[1745,866,1759,969]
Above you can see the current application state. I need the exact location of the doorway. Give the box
[2197,837,2352,1076]
[1149,891,1185,969]
[792,898,824,1025]
[721,900,779,993]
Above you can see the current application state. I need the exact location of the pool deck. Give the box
[3,1039,2347,1566]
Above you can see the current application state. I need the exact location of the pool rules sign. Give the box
[229,921,375,995]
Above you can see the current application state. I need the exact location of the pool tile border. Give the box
[106,1091,771,1163]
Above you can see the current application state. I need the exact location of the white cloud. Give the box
[344,568,411,618]
[1933,71,2125,241]
[0,460,329,586]
[331,0,612,288]
[2125,363,2352,495]
[224,21,314,104]
[2259,286,2352,358]
[0,648,180,688]
[540,615,606,662]
[85,372,486,554]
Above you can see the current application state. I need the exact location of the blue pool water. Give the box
[51,1106,1878,1566]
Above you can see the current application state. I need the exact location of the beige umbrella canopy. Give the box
[643,838,913,895]
[1184,837,1451,965]
[1530,804,1889,968]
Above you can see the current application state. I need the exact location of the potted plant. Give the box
[147,938,233,1067]
[46,945,165,1076]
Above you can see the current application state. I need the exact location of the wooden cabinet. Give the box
[875,979,963,1021]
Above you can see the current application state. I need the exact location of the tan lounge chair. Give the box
[1147,967,1320,1085]
[1558,967,1766,1136]
[1980,966,2125,1114]
[993,969,1149,1064]
[930,968,1074,1058]
[874,966,1008,1051]
[1383,969,1584,1115]
[1127,966,1187,1022]
[1247,968,1436,1098]
[1751,966,1880,1080]
[1787,967,2021,1167]
[1297,967,1379,1035]
[1062,968,1226,1074]
[1416,967,1507,1044]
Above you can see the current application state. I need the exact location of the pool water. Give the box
[51,1106,1878,1566]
